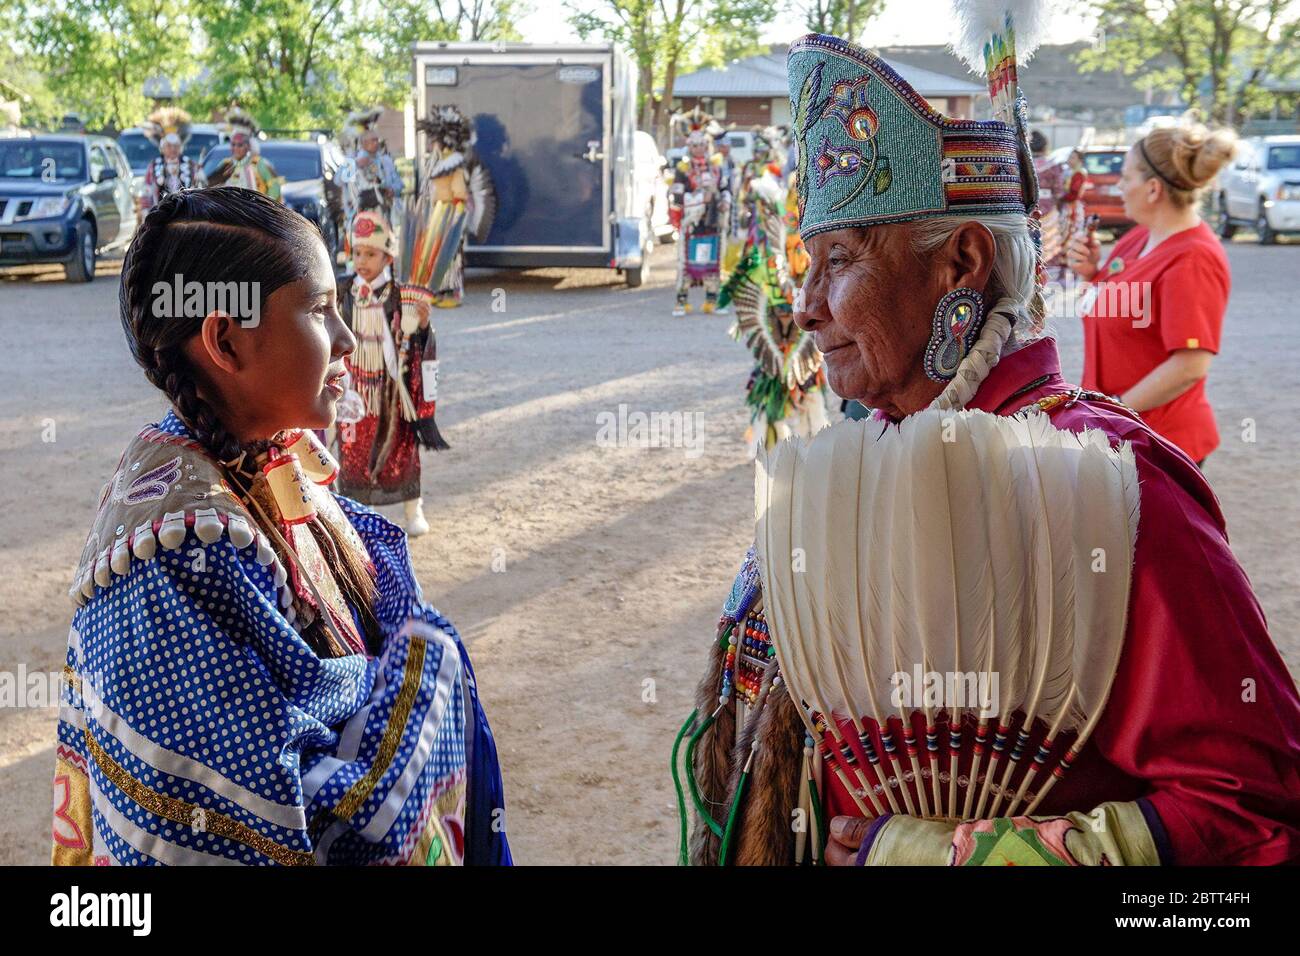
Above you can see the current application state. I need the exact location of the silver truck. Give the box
[1215,135,1300,244]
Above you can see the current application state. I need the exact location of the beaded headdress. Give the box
[672,105,723,152]
[787,1,1047,241]
[341,106,385,152]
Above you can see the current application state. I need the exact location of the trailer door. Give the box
[421,55,608,253]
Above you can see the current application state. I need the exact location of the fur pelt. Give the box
[688,593,806,866]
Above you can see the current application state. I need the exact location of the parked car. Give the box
[119,123,226,203]
[0,133,137,281]
[1080,147,1130,232]
[203,137,347,265]
[1216,135,1300,244]
[633,130,673,250]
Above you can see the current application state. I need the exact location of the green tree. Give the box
[1079,0,1300,126]
[569,0,775,143]
[363,0,527,111]
[192,0,361,129]
[801,0,885,44]
[190,0,527,130]
[7,0,196,132]
[0,26,62,129]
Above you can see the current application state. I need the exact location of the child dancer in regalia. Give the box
[55,188,509,866]
[335,210,448,536]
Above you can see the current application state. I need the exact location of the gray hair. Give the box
[908,214,1045,410]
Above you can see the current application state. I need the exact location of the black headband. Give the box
[1138,139,1192,192]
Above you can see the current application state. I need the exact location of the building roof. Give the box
[672,48,984,99]
[876,43,1181,124]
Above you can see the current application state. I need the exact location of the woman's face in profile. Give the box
[1119,149,1157,224]
[192,240,355,437]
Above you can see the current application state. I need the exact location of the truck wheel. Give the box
[1216,194,1236,239]
[625,266,643,288]
[1257,201,1277,245]
[64,220,96,283]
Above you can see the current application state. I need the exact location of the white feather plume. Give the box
[949,0,1050,74]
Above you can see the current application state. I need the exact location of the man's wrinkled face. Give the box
[231,138,249,160]
[796,225,940,418]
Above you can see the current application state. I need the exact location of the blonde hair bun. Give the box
[1140,123,1240,204]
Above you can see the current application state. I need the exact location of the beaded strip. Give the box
[334,635,426,821]
[734,610,775,705]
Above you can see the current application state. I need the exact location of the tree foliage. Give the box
[800,0,885,44]
[1079,0,1300,125]
[7,0,196,132]
[569,0,775,143]
[4,0,527,133]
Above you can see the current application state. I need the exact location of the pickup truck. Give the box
[1216,135,1300,244]
[0,133,137,281]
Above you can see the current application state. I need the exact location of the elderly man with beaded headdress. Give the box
[676,1,1300,867]
[139,107,206,213]
[669,108,732,317]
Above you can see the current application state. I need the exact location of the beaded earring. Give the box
[924,287,986,382]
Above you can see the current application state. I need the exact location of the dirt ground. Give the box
[0,238,1296,865]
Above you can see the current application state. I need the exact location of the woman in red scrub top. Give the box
[1068,123,1239,466]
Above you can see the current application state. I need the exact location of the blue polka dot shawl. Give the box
[55,412,511,866]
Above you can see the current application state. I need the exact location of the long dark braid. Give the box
[120,188,383,656]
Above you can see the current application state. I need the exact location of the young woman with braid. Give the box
[53,188,511,866]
